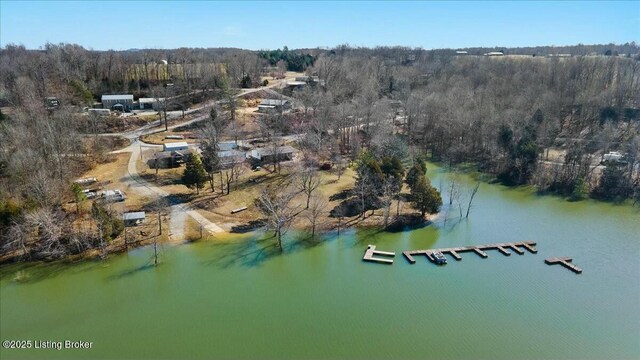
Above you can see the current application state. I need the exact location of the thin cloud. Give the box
[222,26,243,37]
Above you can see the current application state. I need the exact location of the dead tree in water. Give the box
[465,181,481,218]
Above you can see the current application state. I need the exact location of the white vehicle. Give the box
[74,177,97,185]
[602,151,624,163]
[99,190,126,202]
[82,189,96,199]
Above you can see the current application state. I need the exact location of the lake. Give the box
[1,164,639,360]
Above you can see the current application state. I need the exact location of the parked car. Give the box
[82,189,96,199]
[98,190,126,202]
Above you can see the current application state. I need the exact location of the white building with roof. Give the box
[101,94,134,111]
[163,142,189,152]
[139,97,165,110]
[258,99,291,113]
[250,146,296,162]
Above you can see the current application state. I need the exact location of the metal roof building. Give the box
[163,142,189,152]
[258,99,291,113]
[250,146,296,161]
[102,94,134,111]
[123,212,146,226]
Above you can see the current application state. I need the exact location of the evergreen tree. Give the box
[592,165,633,201]
[182,154,208,194]
[354,151,384,216]
[410,175,442,217]
[406,162,427,190]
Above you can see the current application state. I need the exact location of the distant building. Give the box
[101,94,134,111]
[286,81,307,91]
[218,150,247,169]
[258,99,291,113]
[139,97,165,110]
[484,51,504,56]
[123,212,145,226]
[150,151,187,168]
[163,142,189,152]
[455,51,468,55]
[250,146,296,162]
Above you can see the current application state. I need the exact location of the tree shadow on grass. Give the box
[230,219,267,233]
[329,188,353,202]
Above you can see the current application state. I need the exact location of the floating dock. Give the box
[545,257,582,274]
[402,241,537,264]
[363,245,395,264]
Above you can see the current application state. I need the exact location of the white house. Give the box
[163,142,189,152]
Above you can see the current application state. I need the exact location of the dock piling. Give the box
[545,257,582,274]
[363,245,395,264]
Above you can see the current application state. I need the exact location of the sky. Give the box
[1,1,638,50]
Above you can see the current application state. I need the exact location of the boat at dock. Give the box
[431,251,447,264]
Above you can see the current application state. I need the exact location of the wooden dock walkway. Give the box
[545,257,582,274]
[402,241,537,264]
[363,245,395,264]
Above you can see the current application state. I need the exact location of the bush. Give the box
[570,178,589,201]
[592,165,633,201]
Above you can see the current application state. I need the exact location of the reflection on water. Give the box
[1,166,639,360]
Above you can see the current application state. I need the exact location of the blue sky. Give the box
[1,1,638,50]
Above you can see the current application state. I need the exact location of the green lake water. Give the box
[1,165,639,360]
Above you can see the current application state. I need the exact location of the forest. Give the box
[1,42,638,261]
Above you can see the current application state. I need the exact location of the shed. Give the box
[163,142,189,152]
[139,97,165,110]
[123,212,146,226]
[286,81,306,91]
[258,99,290,113]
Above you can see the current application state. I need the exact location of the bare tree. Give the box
[305,195,327,238]
[465,181,481,218]
[296,167,321,209]
[256,184,300,249]
[380,177,395,227]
